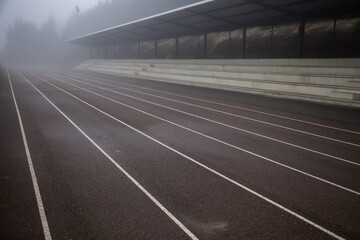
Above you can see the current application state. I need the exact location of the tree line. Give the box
[4,17,63,66]
[1,0,199,67]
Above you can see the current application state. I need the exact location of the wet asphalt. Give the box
[1,68,360,240]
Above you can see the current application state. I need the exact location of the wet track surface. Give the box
[1,68,360,240]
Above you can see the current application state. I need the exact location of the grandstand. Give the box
[68,0,360,107]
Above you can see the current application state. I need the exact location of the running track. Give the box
[1,68,360,240]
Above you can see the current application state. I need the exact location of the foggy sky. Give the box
[0,0,100,50]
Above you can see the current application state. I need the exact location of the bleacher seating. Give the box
[75,58,360,107]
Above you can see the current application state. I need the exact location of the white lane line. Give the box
[8,70,52,240]
[17,71,198,240]
[47,72,360,167]
[30,71,347,240]
[38,71,360,196]
[69,70,360,135]
[59,72,360,148]
[10,88,80,91]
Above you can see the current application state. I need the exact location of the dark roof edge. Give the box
[66,0,214,42]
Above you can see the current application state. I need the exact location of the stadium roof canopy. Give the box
[67,0,360,47]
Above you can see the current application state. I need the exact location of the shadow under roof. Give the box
[67,0,360,47]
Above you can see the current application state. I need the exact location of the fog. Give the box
[0,0,200,67]
[0,0,100,49]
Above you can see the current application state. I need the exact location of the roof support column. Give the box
[155,40,158,59]
[242,27,247,58]
[138,42,141,58]
[332,17,337,56]
[175,37,179,59]
[125,44,128,59]
[270,25,274,57]
[229,31,231,49]
[203,33,207,59]
[333,16,337,41]
[298,20,305,58]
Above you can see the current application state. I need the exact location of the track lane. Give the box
[39,71,360,191]
[0,70,45,240]
[50,71,360,165]
[68,69,360,132]
[61,70,360,142]
[8,70,52,240]
[40,71,358,178]
[27,70,360,239]
[9,70,198,240]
